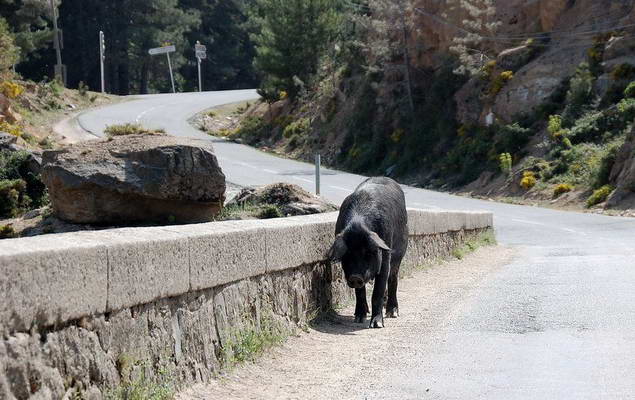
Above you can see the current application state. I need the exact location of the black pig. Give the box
[328,177,408,328]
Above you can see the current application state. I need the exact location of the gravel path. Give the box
[177,245,517,400]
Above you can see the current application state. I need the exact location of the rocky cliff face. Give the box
[608,126,635,209]
[413,0,635,124]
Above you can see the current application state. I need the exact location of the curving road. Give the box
[77,90,635,398]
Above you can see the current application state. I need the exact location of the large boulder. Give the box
[41,134,226,224]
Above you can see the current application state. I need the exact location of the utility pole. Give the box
[398,2,414,114]
[99,31,106,93]
[49,0,65,86]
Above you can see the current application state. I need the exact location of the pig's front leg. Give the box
[354,287,368,323]
[369,252,391,328]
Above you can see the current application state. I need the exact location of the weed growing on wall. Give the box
[452,230,497,260]
[221,311,291,366]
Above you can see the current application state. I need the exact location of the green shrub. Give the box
[610,63,635,80]
[0,150,47,213]
[593,139,623,189]
[499,152,512,176]
[236,116,270,143]
[282,117,310,139]
[562,63,595,124]
[553,183,573,197]
[0,179,30,217]
[104,123,165,137]
[624,82,635,98]
[495,123,533,153]
[0,17,19,76]
[586,185,613,207]
[257,204,283,219]
[548,115,563,136]
[78,81,89,97]
[0,224,17,239]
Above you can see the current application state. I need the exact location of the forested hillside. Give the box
[2,0,635,212]
[1,0,257,94]
[222,0,635,213]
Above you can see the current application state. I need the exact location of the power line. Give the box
[413,6,635,43]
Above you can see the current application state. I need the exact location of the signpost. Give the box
[49,0,65,86]
[148,45,177,93]
[195,41,206,92]
[99,31,105,93]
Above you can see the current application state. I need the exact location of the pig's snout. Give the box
[347,275,365,289]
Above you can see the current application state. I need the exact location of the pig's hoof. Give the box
[354,314,366,324]
[385,308,399,318]
[369,315,384,328]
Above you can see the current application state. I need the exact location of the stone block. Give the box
[183,220,267,291]
[446,211,468,231]
[86,227,190,312]
[263,215,335,273]
[0,233,108,335]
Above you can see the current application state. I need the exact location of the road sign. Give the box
[148,45,177,93]
[195,43,207,60]
[195,41,207,92]
[148,45,176,56]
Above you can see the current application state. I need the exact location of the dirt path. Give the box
[53,111,100,144]
[177,245,517,400]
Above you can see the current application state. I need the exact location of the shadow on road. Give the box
[310,310,369,336]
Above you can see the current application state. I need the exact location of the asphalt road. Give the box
[78,90,635,398]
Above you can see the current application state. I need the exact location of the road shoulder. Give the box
[178,245,517,400]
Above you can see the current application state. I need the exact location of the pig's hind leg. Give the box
[385,255,403,318]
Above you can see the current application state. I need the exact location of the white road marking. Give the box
[511,218,547,226]
[292,176,313,183]
[263,169,278,174]
[135,106,160,123]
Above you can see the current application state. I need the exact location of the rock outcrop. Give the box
[41,134,226,224]
[607,127,635,209]
[227,183,338,216]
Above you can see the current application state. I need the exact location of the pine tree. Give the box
[354,0,415,112]
[0,16,19,78]
[251,0,343,97]
[444,0,500,76]
[0,0,54,57]
[180,0,257,91]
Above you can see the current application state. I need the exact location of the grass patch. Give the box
[104,123,165,137]
[452,230,497,260]
[105,356,174,400]
[221,312,291,367]
[214,202,283,221]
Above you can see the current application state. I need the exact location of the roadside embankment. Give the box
[0,209,493,399]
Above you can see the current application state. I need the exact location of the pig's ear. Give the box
[369,231,391,251]
[328,234,347,262]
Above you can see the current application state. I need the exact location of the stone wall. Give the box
[0,209,493,399]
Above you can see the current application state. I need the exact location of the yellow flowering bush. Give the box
[0,120,22,137]
[1,81,24,99]
[553,183,573,197]
[520,171,537,190]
